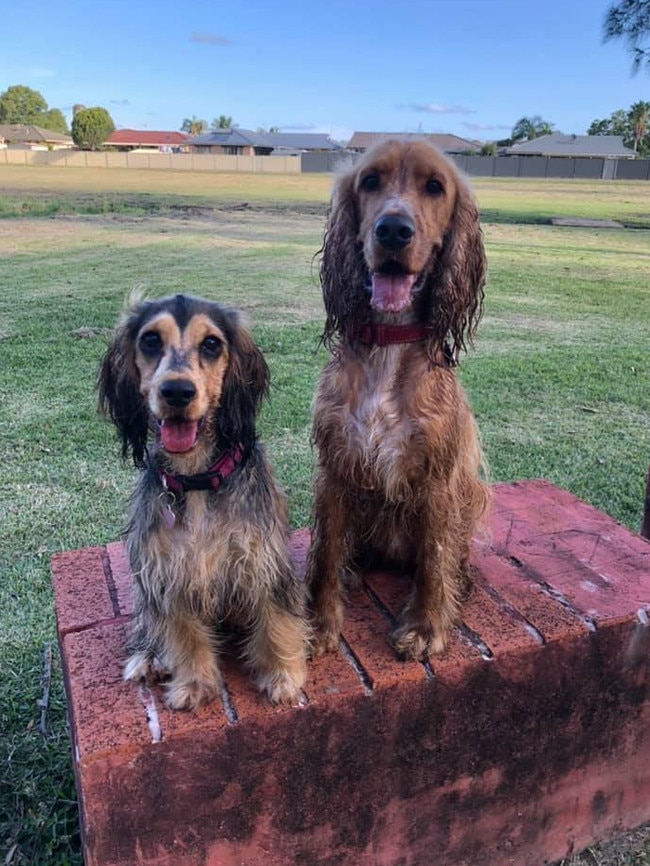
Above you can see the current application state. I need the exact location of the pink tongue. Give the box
[160,419,199,453]
[371,273,417,313]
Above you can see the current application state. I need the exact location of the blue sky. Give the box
[1,0,647,142]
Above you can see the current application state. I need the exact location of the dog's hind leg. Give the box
[124,599,172,684]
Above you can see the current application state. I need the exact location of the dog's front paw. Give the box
[392,620,448,661]
[309,590,344,656]
[256,667,306,706]
[164,677,219,711]
[124,652,170,683]
[124,652,150,682]
[311,610,343,656]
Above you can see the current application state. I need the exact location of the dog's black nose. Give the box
[374,214,415,250]
[160,379,197,407]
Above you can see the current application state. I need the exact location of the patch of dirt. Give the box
[165,200,329,219]
[551,217,624,229]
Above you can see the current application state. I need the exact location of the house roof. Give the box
[263,132,342,151]
[106,129,190,147]
[0,124,73,144]
[187,128,342,151]
[188,129,269,148]
[506,134,636,158]
[347,131,482,154]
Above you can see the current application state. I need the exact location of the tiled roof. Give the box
[187,129,268,147]
[187,128,342,150]
[106,129,190,146]
[0,123,73,143]
[507,134,636,158]
[347,131,481,153]
[263,133,342,151]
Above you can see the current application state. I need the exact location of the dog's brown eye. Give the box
[360,173,380,192]
[426,178,444,196]
[200,335,223,358]
[140,331,162,354]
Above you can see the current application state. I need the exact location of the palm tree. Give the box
[211,115,233,130]
[629,100,650,153]
[511,115,555,142]
[181,116,207,136]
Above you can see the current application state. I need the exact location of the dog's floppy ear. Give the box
[320,166,369,346]
[216,314,270,453]
[430,177,486,360]
[97,321,149,467]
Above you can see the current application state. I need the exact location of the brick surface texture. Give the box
[50,480,650,866]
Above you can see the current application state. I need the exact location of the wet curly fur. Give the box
[98,293,309,709]
[306,139,490,659]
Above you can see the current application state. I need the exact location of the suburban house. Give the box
[0,124,73,150]
[347,131,482,155]
[104,129,190,153]
[506,134,636,159]
[185,128,342,156]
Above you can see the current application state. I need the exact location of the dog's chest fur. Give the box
[317,346,428,498]
[128,466,282,620]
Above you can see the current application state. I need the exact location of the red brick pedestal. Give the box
[51,480,650,866]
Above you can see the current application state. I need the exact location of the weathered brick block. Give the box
[50,481,650,866]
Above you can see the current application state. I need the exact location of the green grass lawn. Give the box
[0,169,649,865]
[2,163,650,227]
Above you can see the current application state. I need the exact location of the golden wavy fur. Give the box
[98,293,309,709]
[307,139,490,659]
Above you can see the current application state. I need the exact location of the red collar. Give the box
[354,324,457,366]
[159,444,244,495]
[355,322,435,347]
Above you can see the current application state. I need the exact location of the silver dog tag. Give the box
[162,504,176,529]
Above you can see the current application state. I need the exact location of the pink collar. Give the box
[159,444,244,495]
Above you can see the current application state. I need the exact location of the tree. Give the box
[603,0,650,73]
[0,84,47,123]
[587,109,631,137]
[41,108,69,135]
[71,107,115,150]
[0,84,68,132]
[181,115,207,135]
[511,115,555,142]
[587,102,650,156]
[211,115,233,130]
[629,99,650,151]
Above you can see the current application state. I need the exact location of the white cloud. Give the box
[462,121,511,131]
[408,102,475,115]
[279,123,317,131]
[190,32,233,46]
[27,67,55,78]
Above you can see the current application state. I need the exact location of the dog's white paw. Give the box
[124,652,170,683]
[124,652,152,682]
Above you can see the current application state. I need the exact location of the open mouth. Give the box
[368,261,422,314]
[157,417,204,453]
